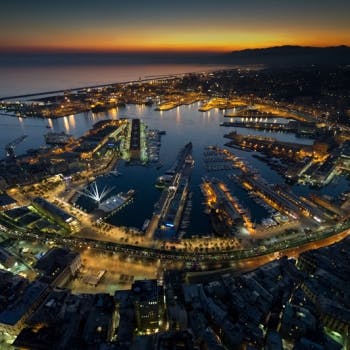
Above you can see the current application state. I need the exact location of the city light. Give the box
[78,182,113,203]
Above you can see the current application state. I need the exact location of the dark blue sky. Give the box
[1,0,349,52]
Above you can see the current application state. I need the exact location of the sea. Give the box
[0,63,228,98]
[0,63,348,236]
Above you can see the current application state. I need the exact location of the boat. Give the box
[45,132,74,145]
[185,154,195,167]
[144,99,154,106]
[142,219,150,231]
[98,189,135,213]
[165,142,193,174]
[155,175,173,189]
[110,170,122,177]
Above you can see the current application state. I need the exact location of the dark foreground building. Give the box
[4,239,350,349]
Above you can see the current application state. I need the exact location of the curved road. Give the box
[3,221,350,270]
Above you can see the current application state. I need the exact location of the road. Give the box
[3,221,350,271]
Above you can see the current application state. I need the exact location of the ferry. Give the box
[98,189,135,213]
[45,132,74,145]
[155,175,173,189]
[165,142,192,175]
[185,154,195,167]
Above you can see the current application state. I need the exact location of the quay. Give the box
[224,131,320,160]
[201,177,254,235]
[199,98,246,112]
[239,173,327,223]
[0,74,184,101]
[146,142,194,241]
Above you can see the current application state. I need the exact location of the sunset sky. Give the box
[1,0,350,53]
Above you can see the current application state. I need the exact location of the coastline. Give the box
[0,65,231,101]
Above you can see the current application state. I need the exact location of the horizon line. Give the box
[0,44,349,55]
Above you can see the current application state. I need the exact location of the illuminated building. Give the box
[35,247,81,287]
[130,118,141,160]
[0,193,17,211]
[0,281,48,335]
[132,279,161,334]
[32,197,80,233]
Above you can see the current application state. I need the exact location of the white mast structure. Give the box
[78,182,113,203]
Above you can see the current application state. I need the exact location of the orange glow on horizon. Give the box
[1,41,349,54]
[1,25,349,54]
[1,1,349,56]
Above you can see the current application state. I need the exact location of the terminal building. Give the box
[130,118,141,160]
[241,175,326,223]
[132,279,161,334]
[32,197,80,232]
[78,120,126,160]
[35,247,81,287]
[225,132,315,159]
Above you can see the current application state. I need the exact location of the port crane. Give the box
[5,135,28,158]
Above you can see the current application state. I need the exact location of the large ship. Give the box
[98,189,135,213]
[155,174,173,189]
[151,142,194,240]
[45,132,74,145]
[165,142,193,175]
[155,142,193,188]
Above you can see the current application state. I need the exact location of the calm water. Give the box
[1,103,347,236]
[0,63,227,97]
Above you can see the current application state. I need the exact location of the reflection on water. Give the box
[109,108,118,119]
[0,103,348,235]
[63,116,70,133]
[0,64,229,97]
[47,118,53,129]
[68,115,76,128]
[0,104,322,163]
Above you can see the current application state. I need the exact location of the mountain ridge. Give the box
[220,45,350,65]
[0,45,349,66]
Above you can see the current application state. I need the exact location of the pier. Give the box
[5,135,28,158]
[224,131,316,160]
[146,143,194,241]
[201,177,255,235]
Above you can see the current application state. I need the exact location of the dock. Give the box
[201,177,255,235]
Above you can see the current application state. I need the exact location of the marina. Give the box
[1,3,350,348]
[146,129,164,163]
[201,177,254,236]
[0,103,348,236]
